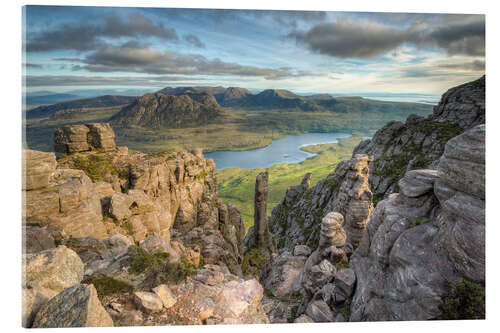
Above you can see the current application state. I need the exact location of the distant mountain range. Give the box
[157,86,433,113]
[26,86,434,129]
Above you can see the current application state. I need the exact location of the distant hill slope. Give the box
[26,95,137,119]
[25,93,81,106]
[110,92,222,128]
[156,85,433,113]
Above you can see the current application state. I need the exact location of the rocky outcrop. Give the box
[24,123,246,274]
[32,284,113,327]
[110,92,221,129]
[54,122,116,154]
[300,213,346,301]
[354,75,484,200]
[270,154,373,253]
[245,172,277,258]
[349,124,485,321]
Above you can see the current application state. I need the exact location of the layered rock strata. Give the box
[270,154,373,253]
[54,122,116,154]
[353,75,484,200]
[350,124,485,321]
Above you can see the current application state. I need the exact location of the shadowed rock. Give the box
[350,124,485,321]
[32,284,113,327]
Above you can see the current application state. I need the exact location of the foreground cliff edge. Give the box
[22,76,485,327]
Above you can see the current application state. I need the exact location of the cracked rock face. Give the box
[353,76,484,200]
[32,284,113,328]
[270,154,372,254]
[350,124,485,321]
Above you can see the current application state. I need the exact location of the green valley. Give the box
[215,136,364,231]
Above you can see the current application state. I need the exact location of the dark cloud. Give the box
[24,75,203,87]
[24,63,43,68]
[290,15,485,59]
[26,13,178,52]
[183,34,205,48]
[290,19,417,59]
[438,60,485,71]
[68,42,314,80]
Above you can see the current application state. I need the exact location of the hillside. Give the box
[110,92,222,129]
[27,95,137,119]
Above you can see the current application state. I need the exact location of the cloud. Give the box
[183,34,205,48]
[438,60,485,71]
[289,19,417,59]
[68,42,316,80]
[26,13,178,52]
[289,15,484,59]
[24,75,203,87]
[24,63,43,68]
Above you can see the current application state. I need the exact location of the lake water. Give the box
[205,132,352,170]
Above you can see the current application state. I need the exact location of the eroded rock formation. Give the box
[244,172,277,258]
[350,124,485,321]
[54,122,116,154]
[270,154,373,253]
[354,75,485,200]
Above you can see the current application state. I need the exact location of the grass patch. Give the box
[82,275,134,299]
[128,248,171,275]
[439,280,485,320]
[241,248,268,278]
[71,153,117,182]
[127,246,196,288]
[410,217,431,228]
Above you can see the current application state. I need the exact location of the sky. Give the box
[23,6,485,97]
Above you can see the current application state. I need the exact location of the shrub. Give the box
[241,248,268,277]
[128,246,196,288]
[82,276,134,299]
[439,280,485,320]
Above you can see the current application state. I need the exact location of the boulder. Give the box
[215,279,264,319]
[334,268,356,298]
[23,246,84,292]
[152,284,177,308]
[23,226,55,253]
[32,284,113,327]
[438,124,485,199]
[260,251,306,298]
[294,245,312,257]
[398,169,439,198]
[22,285,57,327]
[305,300,334,322]
[133,291,164,313]
[294,314,314,323]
